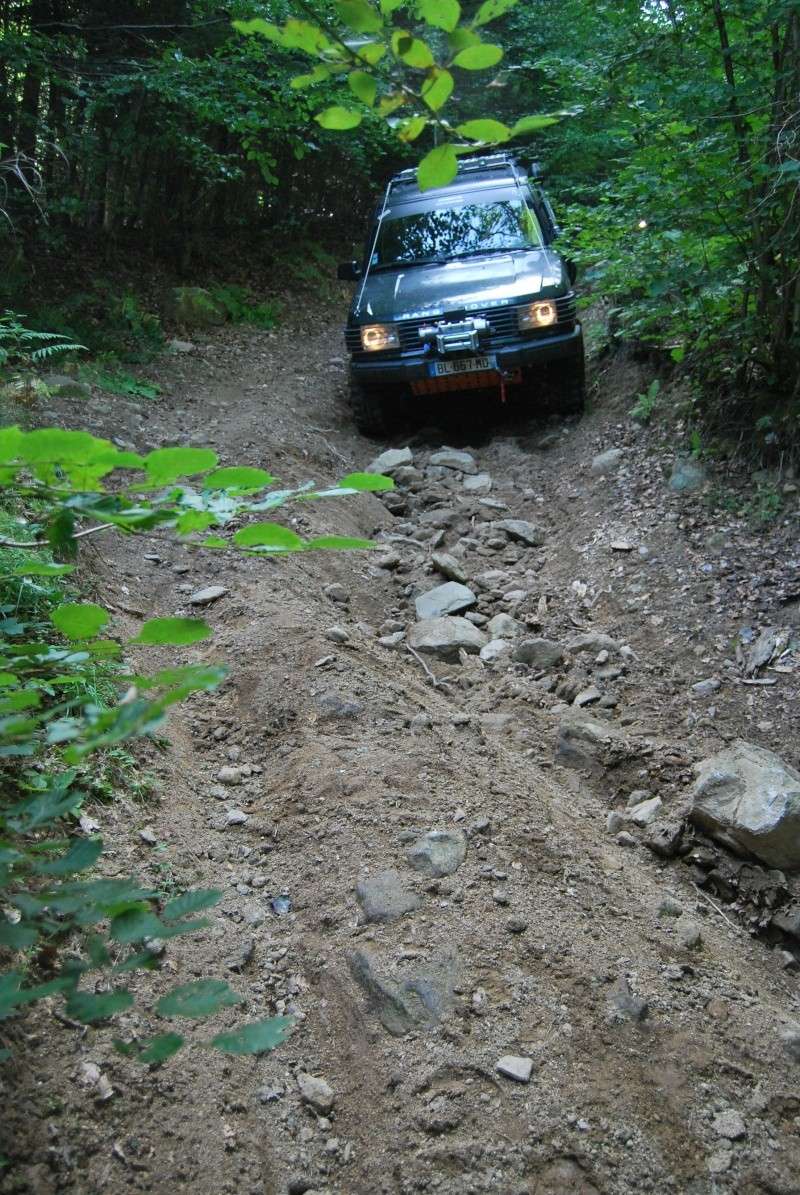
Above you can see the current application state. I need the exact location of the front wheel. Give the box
[557,355,586,416]
[349,379,395,437]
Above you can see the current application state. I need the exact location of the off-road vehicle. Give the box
[337,152,584,434]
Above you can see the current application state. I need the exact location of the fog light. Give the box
[518,301,557,331]
[360,324,400,351]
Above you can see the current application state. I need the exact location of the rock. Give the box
[171,286,227,328]
[138,827,158,846]
[567,632,619,655]
[463,471,492,493]
[627,796,663,827]
[690,741,800,870]
[225,809,248,826]
[42,374,93,399]
[217,766,242,785]
[608,981,648,1024]
[591,448,624,475]
[495,1055,533,1083]
[429,448,477,474]
[556,713,634,772]
[226,939,255,972]
[430,552,467,584]
[513,638,563,668]
[167,338,196,353]
[645,819,685,859]
[676,917,703,950]
[486,613,520,639]
[779,1023,800,1061]
[367,447,413,474]
[324,625,349,644]
[356,870,421,923]
[297,1073,335,1115]
[408,617,487,662]
[407,830,467,878]
[535,1161,600,1194]
[189,585,227,606]
[323,583,348,604]
[659,897,684,918]
[506,917,528,934]
[415,581,477,620]
[691,677,721,698]
[573,686,602,707]
[378,632,405,649]
[480,639,512,663]
[349,948,457,1036]
[707,1150,733,1175]
[712,1110,746,1141]
[490,518,545,547]
[616,831,637,847]
[669,457,707,493]
[314,691,363,720]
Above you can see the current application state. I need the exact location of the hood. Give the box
[352,248,567,323]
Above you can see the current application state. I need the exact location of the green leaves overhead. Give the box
[511,114,560,136]
[391,31,434,68]
[472,0,518,26]
[233,523,304,552]
[130,618,211,647]
[210,1016,294,1055]
[157,979,242,1020]
[417,0,461,32]
[421,68,454,111]
[66,988,134,1024]
[335,472,395,491]
[348,71,378,106]
[452,43,504,69]
[457,118,511,143]
[51,603,109,641]
[417,143,458,190]
[335,0,383,33]
[144,447,218,485]
[203,467,275,493]
[315,106,363,130]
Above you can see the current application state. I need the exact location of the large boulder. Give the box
[408,616,487,662]
[367,446,413,474]
[689,741,800,871]
[414,581,476,621]
[171,286,227,329]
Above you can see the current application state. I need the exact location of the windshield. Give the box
[372,197,542,268]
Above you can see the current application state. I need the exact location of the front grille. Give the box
[346,294,577,358]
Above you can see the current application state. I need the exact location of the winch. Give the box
[418,317,490,355]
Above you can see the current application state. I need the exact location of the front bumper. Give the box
[349,324,583,386]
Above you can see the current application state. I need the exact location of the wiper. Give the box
[446,246,527,261]
[371,255,447,271]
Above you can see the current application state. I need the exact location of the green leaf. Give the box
[335,0,383,33]
[417,143,458,190]
[110,908,165,944]
[348,71,377,106]
[418,0,460,31]
[209,1015,294,1055]
[157,979,242,1020]
[144,447,218,485]
[337,472,395,492]
[0,425,23,464]
[391,31,434,68]
[670,346,686,363]
[130,618,211,647]
[232,17,282,40]
[233,523,304,552]
[65,988,134,1024]
[315,106,363,131]
[162,889,222,921]
[456,118,511,142]
[33,837,102,876]
[290,64,332,89]
[447,26,480,50]
[306,536,375,550]
[10,562,75,578]
[398,116,428,142]
[175,511,216,535]
[138,1032,184,1064]
[510,113,559,135]
[0,920,37,949]
[355,41,387,64]
[452,43,503,69]
[380,0,405,12]
[201,536,228,549]
[473,0,518,26]
[51,603,109,641]
[421,68,454,111]
[203,467,275,493]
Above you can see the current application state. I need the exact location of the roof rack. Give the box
[388,151,535,195]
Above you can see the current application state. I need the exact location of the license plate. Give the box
[431,355,493,378]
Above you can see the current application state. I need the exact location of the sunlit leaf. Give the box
[144,447,218,485]
[457,118,511,142]
[203,467,275,492]
[337,472,395,491]
[421,68,454,111]
[315,106,363,130]
[348,70,377,106]
[233,523,304,551]
[335,0,383,34]
[356,41,387,64]
[51,603,109,641]
[452,43,503,68]
[398,115,428,142]
[511,113,559,135]
[418,0,460,30]
[209,1015,294,1055]
[130,618,211,646]
[306,536,375,549]
[10,562,75,577]
[473,0,518,26]
[290,64,332,89]
[417,143,458,190]
[391,30,434,68]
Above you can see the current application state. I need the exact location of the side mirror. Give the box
[566,259,578,285]
[337,261,362,281]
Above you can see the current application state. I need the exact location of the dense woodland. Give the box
[0,1,799,433]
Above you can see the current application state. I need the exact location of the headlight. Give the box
[518,301,557,331]
[360,323,400,352]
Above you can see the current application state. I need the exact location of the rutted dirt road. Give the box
[4,311,800,1195]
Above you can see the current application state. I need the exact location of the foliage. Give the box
[0,311,85,370]
[209,284,281,329]
[629,379,660,426]
[0,424,393,1060]
[81,366,161,402]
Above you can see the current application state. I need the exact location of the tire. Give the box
[558,355,586,416]
[349,378,394,437]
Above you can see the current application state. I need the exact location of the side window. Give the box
[529,187,557,244]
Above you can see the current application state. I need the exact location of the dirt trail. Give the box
[4,314,800,1195]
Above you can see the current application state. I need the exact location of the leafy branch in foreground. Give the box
[236,0,561,189]
[0,425,393,1063]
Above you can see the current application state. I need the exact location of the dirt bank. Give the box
[2,313,800,1195]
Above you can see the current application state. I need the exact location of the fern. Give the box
[0,310,86,369]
